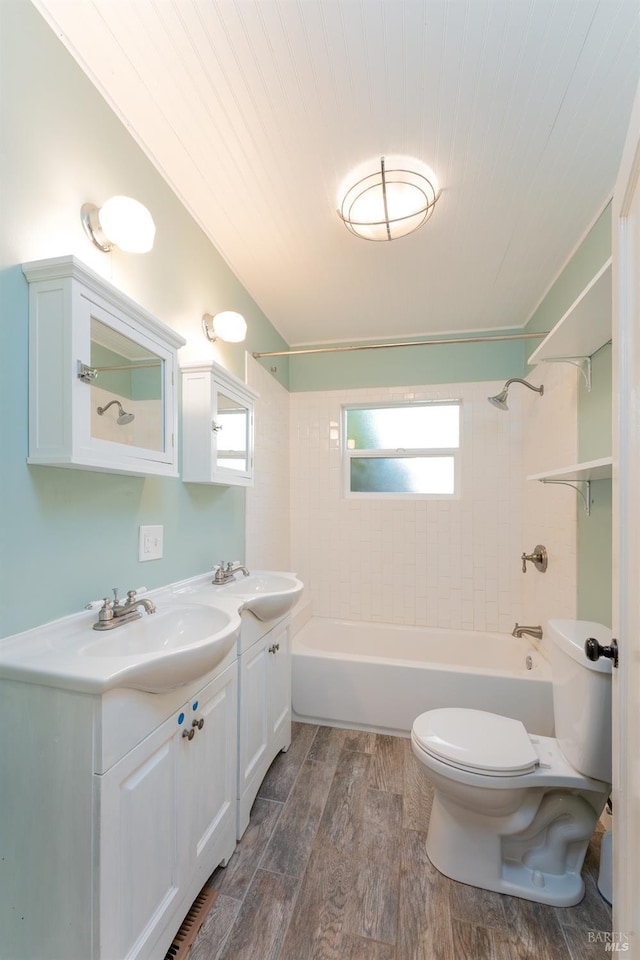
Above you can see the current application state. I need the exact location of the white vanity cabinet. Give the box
[237,613,291,837]
[181,361,258,486]
[0,661,237,960]
[22,255,185,477]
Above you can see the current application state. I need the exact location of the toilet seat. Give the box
[412,707,539,777]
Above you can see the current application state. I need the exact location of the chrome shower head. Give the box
[488,387,510,410]
[97,399,135,425]
[487,378,543,411]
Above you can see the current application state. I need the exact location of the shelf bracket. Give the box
[539,478,591,516]
[537,357,592,391]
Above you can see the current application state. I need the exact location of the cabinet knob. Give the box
[268,643,280,654]
[182,728,195,741]
[192,717,205,730]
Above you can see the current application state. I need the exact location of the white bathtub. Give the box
[292,617,554,737]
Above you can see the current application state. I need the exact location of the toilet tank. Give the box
[549,619,613,784]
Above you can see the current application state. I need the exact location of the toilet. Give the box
[411,619,613,906]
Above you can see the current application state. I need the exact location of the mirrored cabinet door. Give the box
[214,389,250,477]
[182,362,258,486]
[23,255,185,477]
[89,318,165,452]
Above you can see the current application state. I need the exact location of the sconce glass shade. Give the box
[202,311,247,343]
[81,196,156,253]
[337,156,440,241]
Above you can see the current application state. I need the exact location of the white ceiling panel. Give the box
[32,0,640,345]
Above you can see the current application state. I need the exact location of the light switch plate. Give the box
[139,524,163,561]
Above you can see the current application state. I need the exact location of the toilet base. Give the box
[426,791,601,907]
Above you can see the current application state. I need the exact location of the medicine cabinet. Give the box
[22,256,185,477]
[181,360,258,486]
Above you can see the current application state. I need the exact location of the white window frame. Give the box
[342,400,462,500]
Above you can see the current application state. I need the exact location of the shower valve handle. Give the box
[521,545,548,573]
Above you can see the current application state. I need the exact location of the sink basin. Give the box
[0,601,241,694]
[172,570,304,621]
[76,604,231,657]
[0,569,304,695]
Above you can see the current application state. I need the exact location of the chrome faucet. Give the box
[512,623,543,641]
[212,560,251,584]
[93,588,156,631]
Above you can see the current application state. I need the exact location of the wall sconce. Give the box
[202,312,247,343]
[337,155,440,241]
[81,196,156,253]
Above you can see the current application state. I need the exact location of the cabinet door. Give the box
[98,713,181,960]
[211,381,253,484]
[181,362,257,486]
[83,307,175,468]
[238,637,269,799]
[23,257,183,477]
[181,664,237,887]
[268,621,291,749]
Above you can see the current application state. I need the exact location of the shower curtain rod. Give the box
[252,330,549,359]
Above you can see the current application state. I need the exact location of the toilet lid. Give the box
[412,708,539,776]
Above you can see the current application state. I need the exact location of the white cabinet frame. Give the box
[181,360,258,486]
[22,255,185,477]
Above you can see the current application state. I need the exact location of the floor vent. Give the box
[164,885,219,960]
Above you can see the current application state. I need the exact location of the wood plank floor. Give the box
[189,723,612,960]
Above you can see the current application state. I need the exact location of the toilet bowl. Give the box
[411,707,609,905]
[411,620,613,907]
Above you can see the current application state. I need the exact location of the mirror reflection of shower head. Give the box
[97,399,135,425]
[487,378,544,411]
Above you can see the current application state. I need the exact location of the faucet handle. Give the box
[521,545,548,574]
[126,589,137,603]
[97,598,114,624]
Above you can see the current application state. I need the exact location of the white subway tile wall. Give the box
[248,364,579,642]
[245,356,291,571]
[290,381,527,633]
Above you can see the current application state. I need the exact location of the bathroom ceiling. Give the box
[33,0,639,346]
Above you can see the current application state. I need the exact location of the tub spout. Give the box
[512,623,543,640]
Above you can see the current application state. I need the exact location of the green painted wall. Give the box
[525,204,612,337]
[578,343,612,461]
[525,207,613,629]
[0,0,288,637]
[577,343,613,627]
[288,331,527,392]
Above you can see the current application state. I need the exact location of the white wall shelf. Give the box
[527,457,612,483]
[528,258,612,367]
[527,457,612,516]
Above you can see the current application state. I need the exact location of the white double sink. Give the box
[0,571,303,695]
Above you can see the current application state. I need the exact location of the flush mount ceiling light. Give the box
[337,155,440,241]
[202,311,247,344]
[81,196,156,253]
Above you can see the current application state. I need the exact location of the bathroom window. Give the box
[342,401,461,498]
